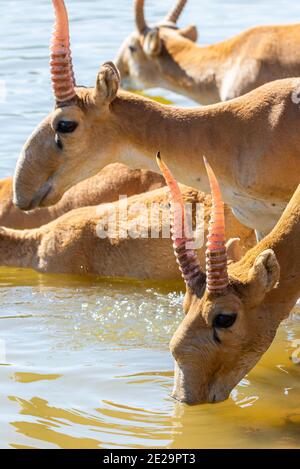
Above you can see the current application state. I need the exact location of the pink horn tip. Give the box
[50,0,76,104]
[157,152,205,293]
[203,156,229,293]
[166,0,188,24]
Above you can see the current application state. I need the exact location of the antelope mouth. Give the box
[16,182,53,212]
[29,183,53,210]
[171,389,230,406]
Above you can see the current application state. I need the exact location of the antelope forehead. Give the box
[204,293,243,316]
[52,104,86,131]
[118,33,141,56]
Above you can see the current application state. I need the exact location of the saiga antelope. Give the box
[157,155,300,404]
[13,0,300,240]
[0,163,165,229]
[116,0,300,104]
[0,179,255,279]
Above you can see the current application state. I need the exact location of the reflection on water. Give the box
[0,0,300,449]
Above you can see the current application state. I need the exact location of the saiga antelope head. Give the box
[14,0,123,211]
[115,0,198,91]
[157,154,281,405]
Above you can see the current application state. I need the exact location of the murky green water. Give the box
[0,0,299,449]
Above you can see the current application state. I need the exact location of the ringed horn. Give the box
[156,152,206,295]
[135,0,188,34]
[50,0,76,104]
[157,153,229,295]
[203,157,229,293]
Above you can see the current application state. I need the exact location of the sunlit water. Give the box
[0,0,300,449]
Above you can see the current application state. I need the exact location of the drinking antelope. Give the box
[0,180,255,279]
[116,0,300,104]
[13,0,300,241]
[158,155,300,404]
[0,163,165,229]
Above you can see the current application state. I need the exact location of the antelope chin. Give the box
[14,181,53,211]
[171,387,230,405]
[172,362,232,405]
[30,183,53,210]
[40,185,70,209]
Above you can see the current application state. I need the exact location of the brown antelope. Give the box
[13,0,300,240]
[0,163,165,229]
[116,0,300,104]
[0,181,255,279]
[157,155,300,404]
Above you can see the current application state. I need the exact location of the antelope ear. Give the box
[94,62,120,106]
[226,238,242,264]
[178,25,198,42]
[246,249,280,303]
[143,28,162,57]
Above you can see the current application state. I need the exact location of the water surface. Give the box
[0,0,300,449]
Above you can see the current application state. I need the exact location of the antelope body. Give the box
[14,72,300,239]
[0,163,165,229]
[117,0,300,104]
[0,182,255,279]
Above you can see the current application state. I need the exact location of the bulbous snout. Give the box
[114,40,132,86]
[114,37,150,91]
[13,146,55,211]
[115,52,138,91]
[115,55,128,83]
[13,168,53,211]
[13,117,59,211]
[171,362,231,405]
[170,327,234,406]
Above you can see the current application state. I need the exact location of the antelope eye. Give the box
[56,120,78,134]
[213,313,237,329]
[129,45,137,53]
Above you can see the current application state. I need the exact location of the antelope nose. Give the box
[13,181,53,211]
[13,193,32,211]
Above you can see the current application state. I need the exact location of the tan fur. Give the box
[0,163,164,229]
[13,70,300,237]
[0,184,255,279]
[116,2,300,104]
[170,184,300,405]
